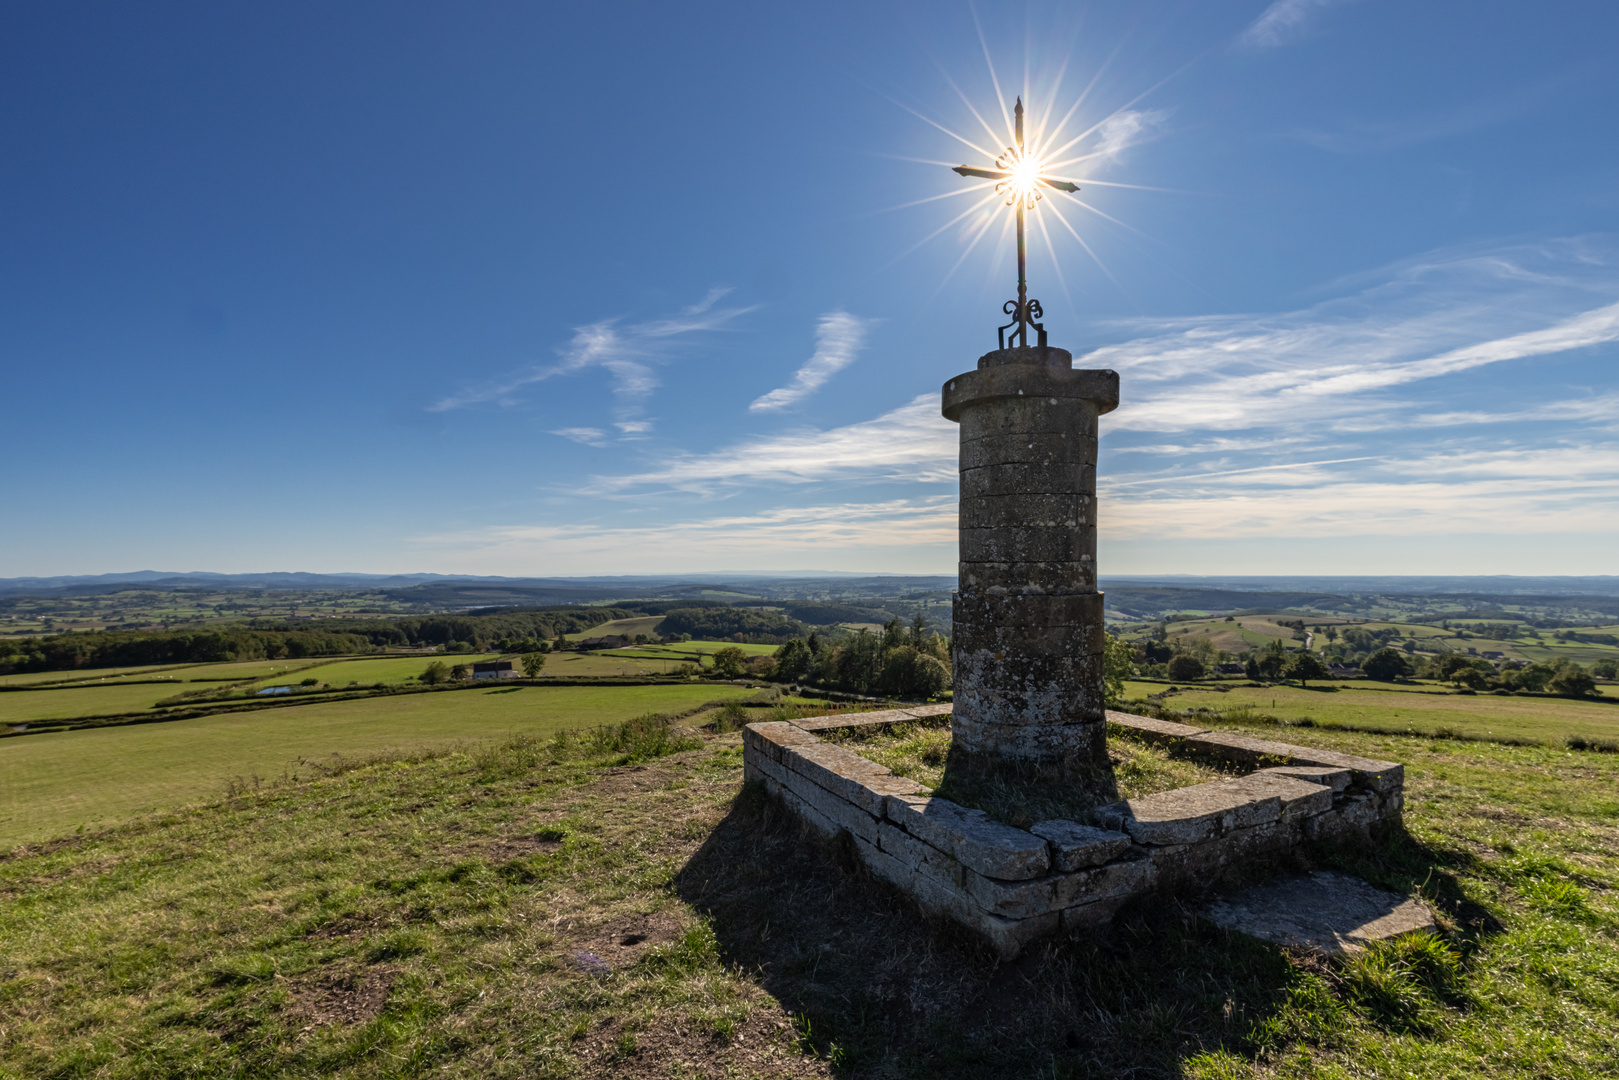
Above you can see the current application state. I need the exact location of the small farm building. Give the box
[472,660,519,680]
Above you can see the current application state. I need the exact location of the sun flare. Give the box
[995,148,1048,208]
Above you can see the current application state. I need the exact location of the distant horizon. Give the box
[4,569,1617,586]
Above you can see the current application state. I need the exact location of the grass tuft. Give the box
[586,712,701,763]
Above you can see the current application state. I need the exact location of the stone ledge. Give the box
[885,793,1051,881]
[1105,711,1208,744]
[1102,714,1404,796]
[783,742,925,817]
[1094,771,1337,846]
[1030,819,1132,871]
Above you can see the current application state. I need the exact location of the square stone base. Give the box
[743,707,1405,960]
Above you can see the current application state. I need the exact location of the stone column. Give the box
[942,345,1119,765]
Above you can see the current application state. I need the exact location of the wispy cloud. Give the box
[550,427,608,447]
[1240,0,1347,49]
[428,287,755,440]
[1093,109,1170,160]
[1083,241,1619,435]
[412,496,959,572]
[586,394,957,494]
[1102,443,1619,539]
[750,311,872,412]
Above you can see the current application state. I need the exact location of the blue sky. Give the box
[3,0,1616,577]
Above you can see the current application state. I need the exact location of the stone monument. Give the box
[737,95,1412,959]
[944,346,1117,765]
[943,96,1118,766]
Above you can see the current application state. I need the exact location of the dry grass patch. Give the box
[819,719,1230,827]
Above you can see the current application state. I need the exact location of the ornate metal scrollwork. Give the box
[998,298,1048,350]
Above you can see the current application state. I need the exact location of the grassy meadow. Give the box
[0,716,1614,1078]
[250,654,501,689]
[561,616,667,641]
[1124,680,1619,746]
[0,657,347,689]
[0,681,208,726]
[0,683,764,847]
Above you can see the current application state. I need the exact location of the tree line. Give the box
[0,606,637,675]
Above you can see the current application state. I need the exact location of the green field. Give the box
[633,639,779,658]
[541,651,691,677]
[0,682,207,725]
[561,615,666,641]
[0,657,353,688]
[1125,679,1619,745]
[0,683,762,847]
[0,664,197,687]
[252,653,500,688]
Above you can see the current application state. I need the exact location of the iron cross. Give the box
[953,97,1079,349]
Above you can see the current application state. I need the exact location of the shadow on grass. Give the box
[677,784,1506,1078]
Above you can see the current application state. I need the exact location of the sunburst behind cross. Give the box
[952,97,1080,350]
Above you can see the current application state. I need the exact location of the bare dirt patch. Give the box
[285,966,395,1027]
[573,1010,830,1079]
[570,908,687,970]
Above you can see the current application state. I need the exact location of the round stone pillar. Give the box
[942,345,1119,765]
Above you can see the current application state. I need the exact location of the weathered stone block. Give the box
[782,742,920,817]
[959,526,1093,565]
[959,492,1090,531]
[1094,777,1287,845]
[1278,748,1404,795]
[951,715,1106,762]
[954,591,1104,627]
[849,831,915,891]
[962,866,1058,919]
[774,761,883,843]
[953,650,1106,691]
[1179,733,1403,795]
[1150,820,1294,890]
[959,432,1095,471]
[956,394,1099,440]
[1305,792,1385,841]
[1052,851,1157,907]
[1203,871,1437,955]
[1178,731,1308,767]
[1225,773,1335,821]
[1256,764,1353,793]
[952,619,1106,660]
[774,782,840,839]
[960,462,1096,499]
[1029,819,1132,871]
[1104,711,1207,744]
[795,709,915,732]
[958,559,1097,592]
[884,793,1051,880]
[900,703,955,721]
[942,355,1119,420]
[745,744,791,788]
[743,721,820,764]
[876,819,965,887]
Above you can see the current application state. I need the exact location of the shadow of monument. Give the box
[928,743,1121,829]
[676,782,1502,1077]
